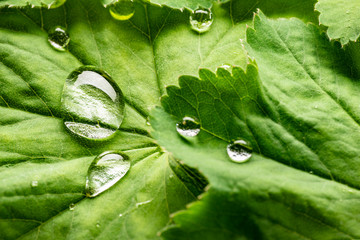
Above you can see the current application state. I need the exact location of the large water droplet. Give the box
[48,0,66,8]
[109,0,135,21]
[227,140,252,163]
[85,151,130,197]
[48,26,70,51]
[176,117,200,137]
[189,8,213,33]
[61,66,125,140]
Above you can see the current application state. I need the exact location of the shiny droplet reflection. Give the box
[48,26,70,51]
[220,64,232,71]
[61,66,125,140]
[48,0,66,8]
[85,151,130,197]
[189,8,213,33]
[227,140,252,163]
[176,117,200,137]
[109,0,135,21]
[69,203,75,210]
[31,180,38,187]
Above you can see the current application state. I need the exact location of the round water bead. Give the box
[85,151,131,197]
[176,117,201,137]
[48,26,70,51]
[189,8,213,33]
[109,0,135,21]
[61,66,125,140]
[227,140,252,163]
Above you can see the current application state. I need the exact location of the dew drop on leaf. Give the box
[227,140,252,163]
[145,117,151,126]
[176,117,200,137]
[48,26,70,51]
[48,0,66,9]
[109,0,135,21]
[61,66,125,140]
[189,8,213,33]
[31,180,38,187]
[69,203,75,210]
[85,151,130,198]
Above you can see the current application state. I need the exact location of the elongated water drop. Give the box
[48,0,66,8]
[189,8,213,33]
[109,0,135,21]
[176,117,200,137]
[227,140,252,163]
[61,66,125,140]
[48,26,70,51]
[85,151,130,197]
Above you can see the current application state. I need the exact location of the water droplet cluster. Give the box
[175,117,252,162]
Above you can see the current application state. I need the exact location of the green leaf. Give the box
[315,0,360,45]
[151,10,360,239]
[0,0,341,238]
[0,0,249,238]
[147,0,213,11]
[0,0,66,8]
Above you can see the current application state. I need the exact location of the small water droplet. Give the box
[69,203,75,210]
[96,222,100,228]
[145,117,151,126]
[190,8,213,33]
[48,0,66,8]
[109,0,135,21]
[346,10,350,14]
[31,180,38,187]
[119,213,123,217]
[85,151,130,197]
[227,140,252,163]
[309,171,313,174]
[48,26,70,51]
[176,117,200,137]
[61,66,125,140]
[169,174,174,179]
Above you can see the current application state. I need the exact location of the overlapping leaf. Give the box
[152,11,360,239]
[0,0,65,8]
[316,0,360,45]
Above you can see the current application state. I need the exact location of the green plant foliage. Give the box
[147,0,213,11]
[0,0,66,8]
[151,11,360,239]
[0,0,359,239]
[316,0,360,45]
